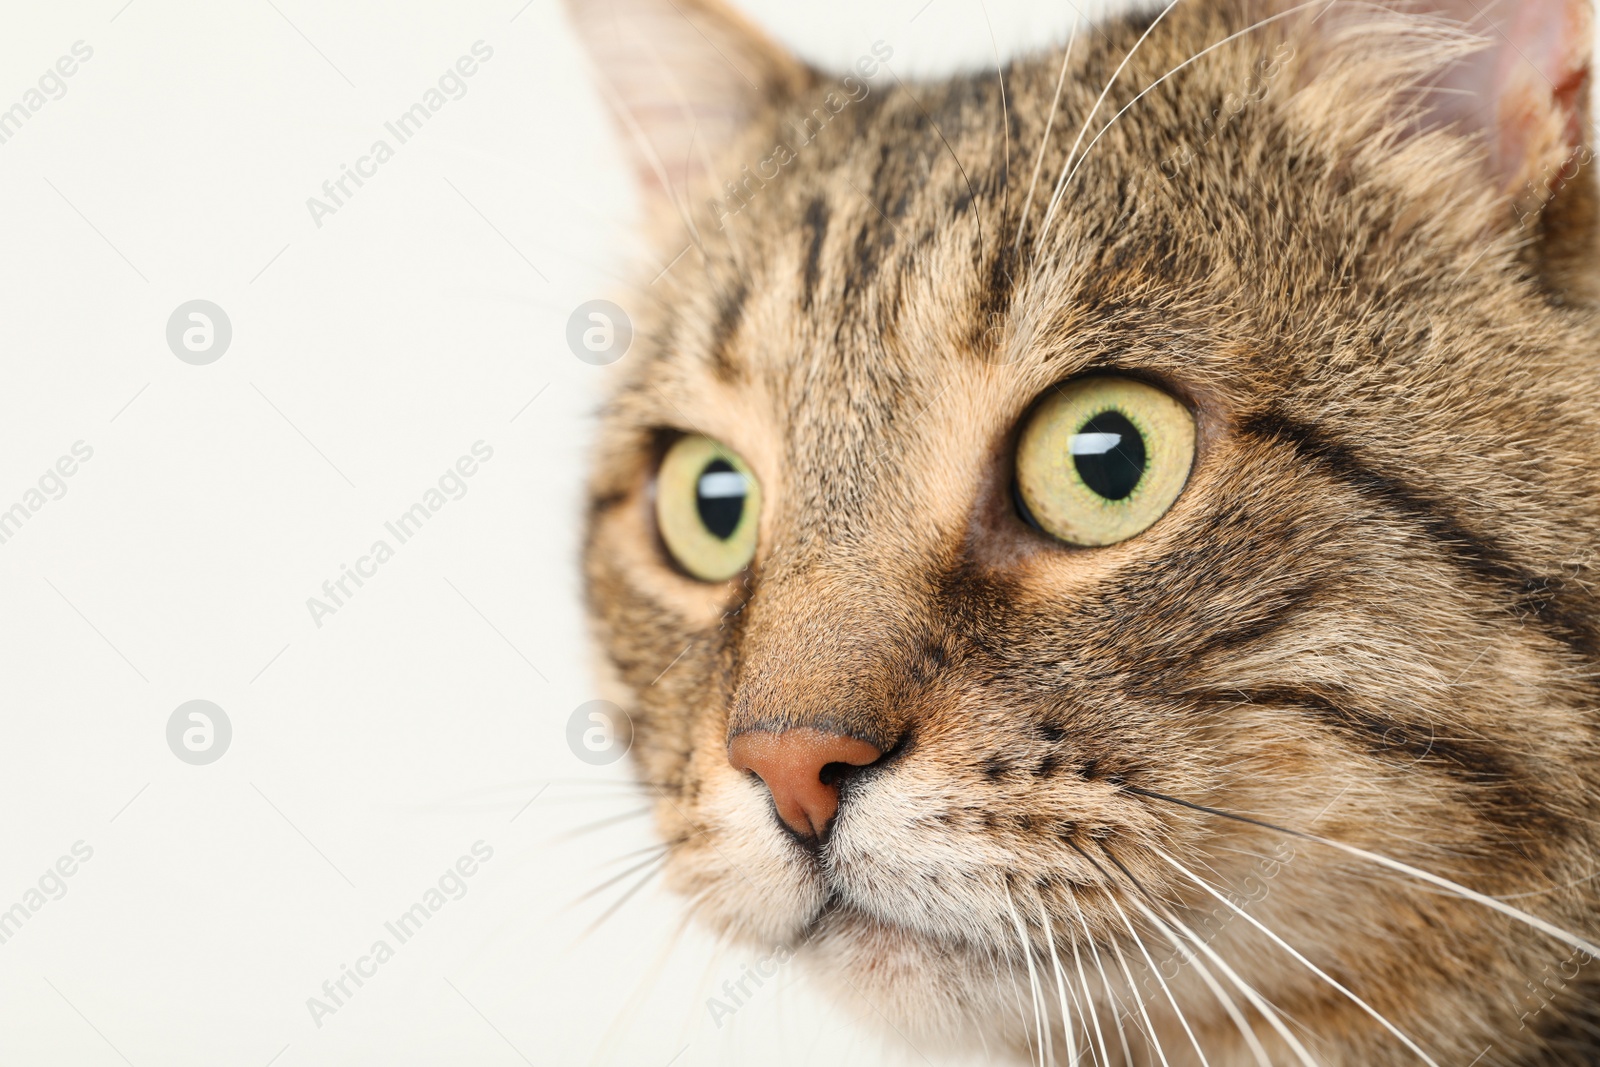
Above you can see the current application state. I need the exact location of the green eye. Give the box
[656,435,761,581]
[1015,377,1195,546]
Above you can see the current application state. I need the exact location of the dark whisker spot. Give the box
[982,755,1011,781]
[1034,721,1066,744]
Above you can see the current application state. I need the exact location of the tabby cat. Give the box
[570,0,1600,1062]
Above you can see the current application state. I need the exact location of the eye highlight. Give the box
[656,435,761,581]
[1014,377,1195,547]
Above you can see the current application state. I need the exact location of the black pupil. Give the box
[696,459,746,539]
[1072,410,1146,501]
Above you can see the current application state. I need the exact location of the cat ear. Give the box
[1421,0,1593,205]
[1303,0,1593,206]
[564,0,814,202]
[1294,0,1597,286]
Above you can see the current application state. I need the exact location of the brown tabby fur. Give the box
[576,0,1600,1062]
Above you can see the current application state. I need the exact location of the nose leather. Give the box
[728,728,884,839]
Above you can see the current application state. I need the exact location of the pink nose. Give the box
[728,729,885,839]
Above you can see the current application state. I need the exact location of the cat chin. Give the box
[799,903,1037,1054]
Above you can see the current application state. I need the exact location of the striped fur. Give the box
[576,1,1600,1061]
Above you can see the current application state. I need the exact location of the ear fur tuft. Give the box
[564,0,814,204]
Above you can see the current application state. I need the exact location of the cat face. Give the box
[576,0,1600,1061]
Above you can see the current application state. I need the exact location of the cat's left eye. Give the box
[655,435,761,581]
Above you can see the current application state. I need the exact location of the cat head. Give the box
[573,0,1600,1060]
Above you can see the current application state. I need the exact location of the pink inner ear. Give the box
[1425,0,1592,192]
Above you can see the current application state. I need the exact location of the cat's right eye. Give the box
[655,435,761,581]
[1014,376,1195,546]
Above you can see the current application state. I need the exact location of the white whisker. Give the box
[597,839,677,869]
[1068,891,1132,1065]
[1156,905,1321,1067]
[1104,887,1212,1067]
[1036,893,1085,1066]
[592,908,696,1062]
[1001,932,1045,1065]
[545,805,655,845]
[980,2,1013,262]
[1069,923,1111,1065]
[1104,913,1172,1067]
[578,857,665,941]
[1308,836,1600,957]
[1035,0,1186,260]
[568,850,669,911]
[1154,845,1440,1065]
[1007,885,1053,1067]
[1014,21,1079,253]
[1131,787,1600,960]
[1127,892,1274,1067]
[1055,0,1334,211]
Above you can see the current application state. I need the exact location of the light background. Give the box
[0,0,1249,1065]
